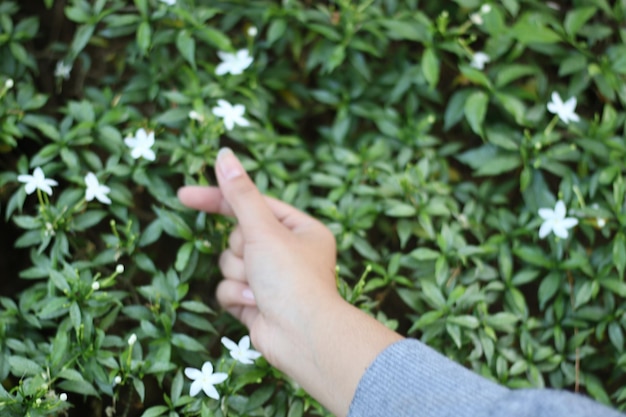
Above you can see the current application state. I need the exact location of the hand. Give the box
[178,148,402,416]
[178,148,338,367]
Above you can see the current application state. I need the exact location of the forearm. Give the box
[272,295,403,417]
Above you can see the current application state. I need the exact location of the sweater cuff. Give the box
[347,338,508,417]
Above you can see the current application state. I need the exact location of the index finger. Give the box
[177,185,318,232]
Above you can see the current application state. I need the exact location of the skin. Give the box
[178,148,403,417]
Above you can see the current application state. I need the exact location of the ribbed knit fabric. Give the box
[347,339,624,417]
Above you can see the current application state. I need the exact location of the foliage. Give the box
[1,0,626,416]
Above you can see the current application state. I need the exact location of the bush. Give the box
[1,0,625,416]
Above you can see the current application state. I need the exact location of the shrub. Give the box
[1,0,625,416]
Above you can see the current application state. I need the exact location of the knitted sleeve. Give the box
[347,338,624,417]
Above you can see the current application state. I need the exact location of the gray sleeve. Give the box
[347,339,624,417]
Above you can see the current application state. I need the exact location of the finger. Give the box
[228,226,244,257]
[213,148,280,237]
[216,280,258,328]
[178,184,320,233]
[219,250,246,282]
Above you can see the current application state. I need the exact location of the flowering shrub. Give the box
[1,1,626,416]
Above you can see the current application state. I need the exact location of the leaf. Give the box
[410,248,440,261]
[136,21,151,55]
[510,15,561,44]
[464,90,489,136]
[538,272,561,309]
[176,30,196,68]
[171,333,206,352]
[69,24,95,59]
[612,234,626,278]
[8,356,43,376]
[385,201,416,217]
[447,315,479,329]
[139,406,169,417]
[421,47,439,89]
[564,7,597,37]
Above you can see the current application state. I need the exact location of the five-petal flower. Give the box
[470,52,490,70]
[184,362,228,399]
[84,172,111,204]
[55,61,72,80]
[17,167,58,196]
[215,50,253,76]
[211,100,250,131]
[547,92,580,124]
[124,128,156,161]
[221,336,262,365]
[538,200,578,239]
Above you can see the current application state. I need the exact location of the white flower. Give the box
[55,61,72,80]
[116,264,124,274]
[17,167,58,196]
[247,26,258,37]
[470,13,483,25]
[184,362,228,399]
[113,375,122,385]
[84,172,111,204]
[211,100,250,131]
[538,200,578,239]
[128,333,137,345]
[470,52,490,70]
[124,128,156,161]
[5,79,13,89]
[547,92,580,124]
[481,4,492,14]
[59,393,67,401]
[221,336,261,365]
[215,49,253,76]
[160,0,176,5]
[188,110,204,122]
[91,282,100,290]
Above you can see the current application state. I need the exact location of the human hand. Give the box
[179,148,402,416]
[177,148,339,368]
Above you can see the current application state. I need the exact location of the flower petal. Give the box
[538,221,553,239]
[538,208,555,220]
[221,336,238,351]
[554,201,566,219]
[202,383,220,400]
[208,372,228,385]
[189,380,202,397]
[184,367,202,380]
[561,217,579,229]
[239,336,251,350]
[200,361,214,376]
[552,224,569,239]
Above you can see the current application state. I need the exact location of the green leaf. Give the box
[137,20,151,55]
[385,201,416,217]
[176,30,196,68]
[447,315,479,329]
[171,333,206,352]
[464,90,489,136]
[564,7,597,37]
[175,241,194,272]
[421,47,439,89]
[511,15,561,44]
[538,272,561,309]
[9,356,44,376]
[613,234,626,278]
[140,406,169,417]
[410,247,440,261]
[608,322,624,351]
[69,24,95,59]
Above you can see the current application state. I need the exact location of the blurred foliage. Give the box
[1,0,626,416]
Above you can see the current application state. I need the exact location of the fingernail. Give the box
[242,288,255,301]
[217,147,243,180]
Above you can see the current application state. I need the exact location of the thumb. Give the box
[215,148,280,235]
